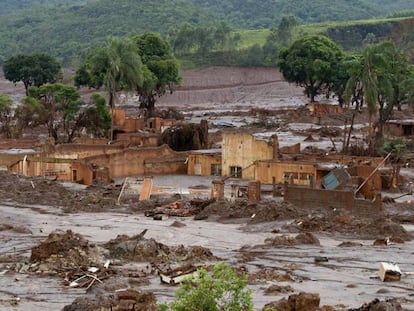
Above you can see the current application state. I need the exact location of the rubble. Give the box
[263,292,321,311]
[103,231,217,264]
[348,298,403,311]
[264,232,321,246]
[62,289,157,311]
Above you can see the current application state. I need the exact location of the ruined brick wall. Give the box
[144,159,187,175]
[10,158,72,181]
[384,123,404,137]
[187,153,222,176]
[44,144,125,160]
[284,186,382,215]
[248,180,261,202]
[116,133,159,147]
[306,103,343,116]
[72,162,94,185]
[255,161,316,185]
[83,145,188,178]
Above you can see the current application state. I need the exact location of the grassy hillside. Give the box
[0,0,413,65]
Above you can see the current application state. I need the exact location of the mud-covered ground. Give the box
[1,67,414,310]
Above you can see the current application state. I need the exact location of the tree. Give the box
[159,262,253,311]
[18,84,111,143]
[344,41,414,152]
[74,37,143,139]
[3,53,61,95]
[0,93,13,138]
[81,93,111,138]
[74,37,143,109]
[133,32,182,116]
[278,35,345,102]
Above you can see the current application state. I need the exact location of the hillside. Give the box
[0,0,413,64]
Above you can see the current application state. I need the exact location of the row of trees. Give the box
[278,35,414,153]
[1,52,111,143]
[1,32,182,143]
[74,32,181,117]
[0,88,111,144]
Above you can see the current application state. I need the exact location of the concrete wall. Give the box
[284,185,382,216]
[187,153,222,176]
[222,132,277,179]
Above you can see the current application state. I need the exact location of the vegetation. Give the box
[16,84,111,143]
[159,262,253,311]
[75,33,181,118]
[0,93,13,138]
[278,35,345,102]
[133,32,182,116]
[0,0,414,64]
[3,53,61,95]
[344,41,414,152]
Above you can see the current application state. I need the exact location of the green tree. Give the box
[74,37,143,139]
[3,53,61,95]
[74,37,143,109]
[160,262,253,311]
[81,93,112,138]
[0,93,13,138]
[278,35,345,102]
[27,83,83,143]
[132,32,182,117]
[18,85,112,143]
[344,41,414,152]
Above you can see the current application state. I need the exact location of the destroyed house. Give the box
[284,164,383,215]
[9,144,187,185]
[111,108,175,138]
[385,119,414,137]
[187,149,222,176]
[222,131,278,180]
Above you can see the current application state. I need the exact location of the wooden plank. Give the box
[139,177,153,201]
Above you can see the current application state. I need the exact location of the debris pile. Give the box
[194,199,302,223]
[103,230,217,265]
[348,298,403,311]
[285,213,413,240]
[263,292,321,311]
[264,232,320,246]
[29,230,112,290]
[62,289,157,311]
[144,199,212,218]
[30,230,104,273]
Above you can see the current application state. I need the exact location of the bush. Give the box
[159,262,253,311]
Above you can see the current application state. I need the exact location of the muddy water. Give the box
[1,203,414,310]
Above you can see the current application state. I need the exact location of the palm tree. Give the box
[345,42,397,154]
[105,37,143,109]
[104,37,143,140]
